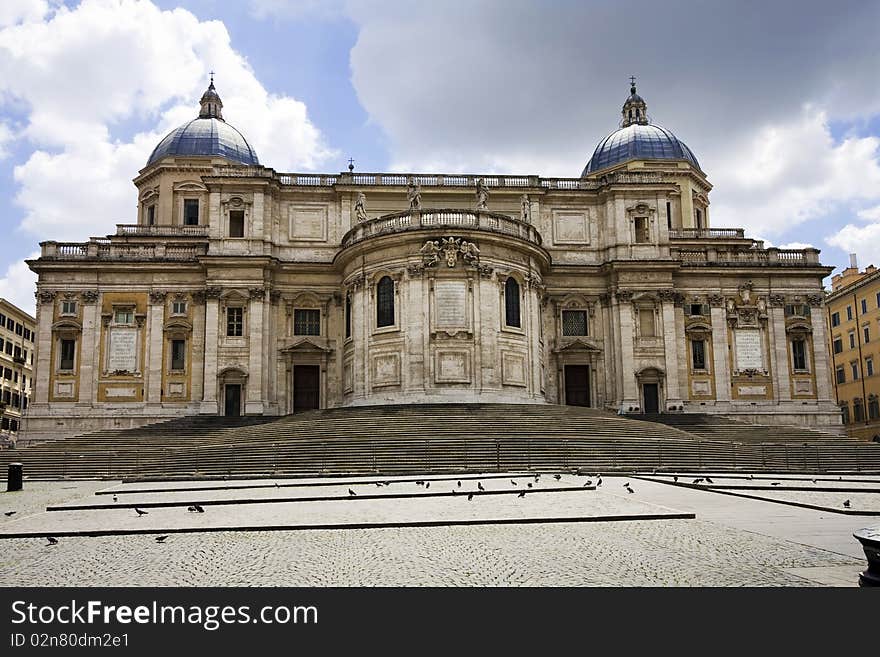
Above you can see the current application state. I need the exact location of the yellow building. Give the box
[827,257,880,441]
[0,298,35,445]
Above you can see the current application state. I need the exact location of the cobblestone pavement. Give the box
[0,476,871,587]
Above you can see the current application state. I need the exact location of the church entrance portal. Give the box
[564,365,590,407]
[643,383,659,413]
[293,365,320,413]
[224,384,241,417]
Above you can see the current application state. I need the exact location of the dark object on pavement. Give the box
[4,511,16,517]
[46,537,58,545]
[517,491,526,498]
[135,508,148,516]
[155,535,168,543]
[853,527,880,586]
[7,462,22,492]
[348,489,356,496]
[843,499,851,508]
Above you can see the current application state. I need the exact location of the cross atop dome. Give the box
[199,74,224,120]
[621,76,648,127]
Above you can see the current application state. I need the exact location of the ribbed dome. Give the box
[581,123,700,176]
[146,117,259,166]
[146,78,259,167]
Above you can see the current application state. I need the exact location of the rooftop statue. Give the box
[354,192,368,223]
[475,177,489,210]
[406,176,422,210]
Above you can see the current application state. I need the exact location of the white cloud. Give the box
[0,0,49,27]
[0,0,336,242]
[0,253,39,317]
[0,121,14,159]
[856,204,880,222]
[778,242,815,250]
[826,219,880,270]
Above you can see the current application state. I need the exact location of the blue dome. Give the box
[146,117,259,167]
[582,123,699,176]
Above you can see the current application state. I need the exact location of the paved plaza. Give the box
[0,473,877,587]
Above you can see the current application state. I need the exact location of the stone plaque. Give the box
[436,350,470,383]
[502,352,527,386]
[105,387,137,398]
[372,353,400,387]
[691,380,711,396]
[434,281,467,328]
[738,385,767,396]
[289,204,327,241]
[794,379,813,394]
[553,210,589,244]
[734,329,763,370]
[108,327,137,372]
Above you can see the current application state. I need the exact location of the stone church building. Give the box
[25,80,842,440]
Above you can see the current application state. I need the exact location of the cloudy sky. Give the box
[2,0,880,314]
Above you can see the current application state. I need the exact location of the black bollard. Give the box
[7,462,23,492]
[853,527,880,587]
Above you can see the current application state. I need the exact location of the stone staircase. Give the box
[634,413,842,443]
[1,405,878,480]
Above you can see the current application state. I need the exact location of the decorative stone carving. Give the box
[738,281,753,305]
[36,290,57,304]
[420,237,480,269]
[149,291,167,305]
[345,273,364,290]
[406,176,421,210]
[615,290,633,303]
[598,293,611,307]
[476,264,494,279]
[205,287,222,299]
[269,290,282,304]
[520,194,530,223]
[191,290,206,304]
[440,237,461,267]
[354,192,368,223]
[708,293,724,308]
[657,289,677,302]
[249,287,266,300]
[768,293,786,307]
[806,293,823,307]
[407,263,426,277]
[81,290,99,304]
[419,240,441,267]
[475,177,489,210]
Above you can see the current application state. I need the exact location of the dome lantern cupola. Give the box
[198,73,223,120]
[621,76,648,127]
[145,74,259,167]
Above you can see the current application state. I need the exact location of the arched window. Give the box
[376,276,395,328]
[505,278,521,328]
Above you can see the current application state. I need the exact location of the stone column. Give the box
[33,291,55,406]
[710,303,731,402]
[660,297,681,407]
[615,292,638,407]
[810,302,834,401]
[200,288,220,413]
[770,306,791,401]
[77,293,99,405]
[146,292,165,404]
[246,288,265,414]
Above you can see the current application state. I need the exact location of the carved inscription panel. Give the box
[108,328,138,372]
[434,280,468,328]
[734,329,763,370]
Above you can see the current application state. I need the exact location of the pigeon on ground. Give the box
[673,476,679,482]
[457,481,462,488]
[4,511,16,516]
[113,495,118,502]
[527,483,533,488]
[46,537,58,546]
[155,535,168,543]
[770,482,781,486]
[811,479,817,484]
[348,489,356,496]
[693,478,704,484]
[511,480,517,486]
[705,477,714,484]
[187,505,205,513]
[517,491,526,498]
[554,474,562,481]
[624,484,634,494]
[478,482,485,491]
[534,474,540,482]
[583,480,592,487]
[425,482,430,489]
[596,477,602,487]
[375,482,383,487]
[135,508,148,516]
[467,493,474,501]
[843,499,851,508]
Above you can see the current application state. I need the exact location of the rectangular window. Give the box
[831,312,840,327]
[691,340,706,370]
[3,367,10,380]
[836,366,845,384]
[833,337,843,354]
[171,339,186,371]
[345,294,352,339]
[172,301,187,315]
[634,217,650,243]
[293,309,321,336]
[639,308,656,337]
[114,308,134,324]
[229,210,245,238]
[869,396,880,420]
[851,362,859,380]
[4,342,10,355]
[147,205,155,226]
[15,322,22,336]
[841,404,850,424]
[183,199,200,226]
[849,332,856,349]
[60,339,76,370]
[867,357,874,377]
[226,307,243,337]
[689,304,705,316]
[562,310,588,336]
[877,292,880,309]
[13,346,21,360]
[792,339,807,370]
[0,312,5,327]
[864,326,870,343]
[847,306,853,321]
[0,338,3,351]
[666,201,672,229]
[695,208,703,229]
[862,299,868,314]
[61,300,77,315]
[23,328,31,341]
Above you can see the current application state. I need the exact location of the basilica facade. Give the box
[24,80,842,441]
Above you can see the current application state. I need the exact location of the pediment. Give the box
[554,338,602,353]
[280,338,332,354]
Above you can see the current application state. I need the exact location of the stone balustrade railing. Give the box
[40,241,208,261]
[671,246,821,266]
[116,224,209,237]
[209,165,686,191]
[669,228,746,239]
[341,209,542,248]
